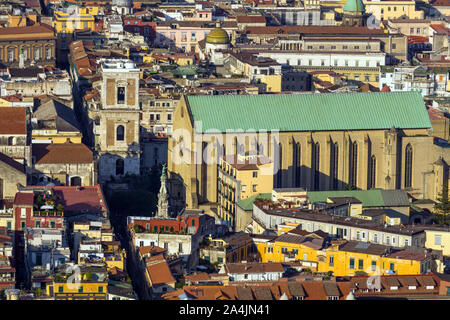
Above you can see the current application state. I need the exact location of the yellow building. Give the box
[50,266,108,300]
[363,0,424,21]
[217,153,273,229]
[257,231,435,276]
[53,7,95,64]
[260,74,282,93]
[424,228,450,256]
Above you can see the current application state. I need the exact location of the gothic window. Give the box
[331,142,339,189]
[116,125,124,141]
[313,142,320,190]
[349,141,358,188]
[294,142,301,187]
[405,144,413,188]
[277,143,282,188]
[368,155,376,189]
[116,158,124,175]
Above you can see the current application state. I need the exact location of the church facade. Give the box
[168,92,450,216]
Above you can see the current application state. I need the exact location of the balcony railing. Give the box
[34,210,64,217]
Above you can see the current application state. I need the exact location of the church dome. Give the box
[206,27,230,44]
[343,0,365,12]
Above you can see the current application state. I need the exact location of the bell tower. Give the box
[94,59,141,184]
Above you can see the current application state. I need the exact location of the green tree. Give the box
[434,183,450,225]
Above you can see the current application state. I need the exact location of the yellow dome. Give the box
[206,28,230,44]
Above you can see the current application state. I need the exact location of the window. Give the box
[59,286,63,293]
[164,242,168,250]
[50,221,55,228]
[313,142,320,190]
[99,286,103,293]
[36,221,41,228]
[349,141,358,188]
[374,233,378,243]
[331,45,336,49]
[368,155,376,189]
[78,286,83,293]
[168,114,172,121]
[392,43,397,50]
[329,255,334,267]
[21,221,25,230]
[21,208,26,218]
[358,259,364,269]
[349,258,355,269]
[390,263,395,272]
[116,125,124,141]
[34,47,39,60]
[371,260,377,271]
[252,185,257,192]
[179,243,183,253]
[435,235,442,245]
[253,171,258,178]
[405,144,413,188]
[116,159,124,175]
[117,86,125,104]
[6,221,11,230]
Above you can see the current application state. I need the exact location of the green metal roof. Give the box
[307,190,410,207]
[186,92,431,133]
[343,0,365,12]
[237,193,272,211]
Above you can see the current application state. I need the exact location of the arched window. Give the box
[331,142,339,189]
[116,158,124,175]
[313,142,320,190]
[116,125,124,141]
[349,141,358,188]
[405,144,413,188]
[70,176,82,186]
[293,142,301,187]
[368,155,376,189]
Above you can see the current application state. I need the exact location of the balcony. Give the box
[34,210,64,217]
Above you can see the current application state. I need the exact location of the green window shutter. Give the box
[358,259,364,270]
[99,286,103,293]
[59,286,63,293]
[350,258,355,269]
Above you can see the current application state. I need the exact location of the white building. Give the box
[259,51,386,68]
[220,262,285,282]
[379,65,449,97]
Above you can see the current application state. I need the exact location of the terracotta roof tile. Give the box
[0,108,26,135]
[33,143,93,164]
[146,255,175,285]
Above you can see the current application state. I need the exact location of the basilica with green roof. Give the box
[167,92,450,227]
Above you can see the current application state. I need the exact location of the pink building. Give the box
[155,20,237,52]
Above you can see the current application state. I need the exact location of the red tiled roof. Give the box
[430,24,450,34]
[381,84,391,92]
[33,143,93,165]
[146,255,175,285]
[236,15,266,23]
[13,192,34,206]
[0,108,26,135]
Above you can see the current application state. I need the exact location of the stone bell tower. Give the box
[95,59,141,184]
